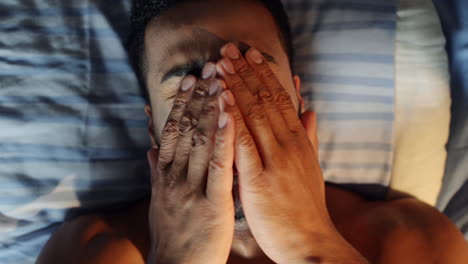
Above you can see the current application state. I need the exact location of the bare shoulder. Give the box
[370,198,468,264]
[37,200,150,264]
[326,185,468,264]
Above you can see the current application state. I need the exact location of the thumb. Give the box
[301,111,319,154]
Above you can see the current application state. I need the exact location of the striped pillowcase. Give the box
[0,0,396,263]
[284,0,395,198]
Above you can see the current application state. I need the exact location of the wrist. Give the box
[146,245,183,264]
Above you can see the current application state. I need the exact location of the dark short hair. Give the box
[128,0,294,94]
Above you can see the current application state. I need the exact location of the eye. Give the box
[186,65,203,77]
[159,61,205,101]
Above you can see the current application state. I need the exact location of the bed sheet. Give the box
[432,0,468,239]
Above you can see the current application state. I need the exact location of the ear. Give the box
[300,111,319,155]
[144,105,158,149]
[294,75,318,153]
[293,75,305,113]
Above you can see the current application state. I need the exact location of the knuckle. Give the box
[229,77,244,90]
[162,118,178,135]
[257,88,273,102]
[201,101,217,116]
[209,159,226,172]
[259,68,276,80]
[232,110,244,124]
[274,91,292,107]
[246,103,266,121]
[173,96,188,109]
[159,137,177,163]
[214,134,226,148]
[238,129,254,148]
[191,130,208,148]
[237,63,252,76]
[178,113,198,134]
[194,84,208,98]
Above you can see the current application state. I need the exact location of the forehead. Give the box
[143,0,286,81]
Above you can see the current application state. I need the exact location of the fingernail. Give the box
[216,61,226,76]
[248,48,263,64]
[220,79,227,90]
[202,63,216,79]
[218,112,230,128]
[181,76,195,91]
[220,44,229,56]
[222,90,235,106]
[218,96,226,112]
[226,44,240,59]
[221,58,235,75]
[209,79,221,96]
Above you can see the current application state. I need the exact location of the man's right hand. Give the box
[147,63,235,264]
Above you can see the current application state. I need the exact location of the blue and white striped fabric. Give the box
[285,0,396,195]
[0,0,396,263]
[0,1,150,263]
[432,0,468,238]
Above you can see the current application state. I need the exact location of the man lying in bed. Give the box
[37,0,468,263]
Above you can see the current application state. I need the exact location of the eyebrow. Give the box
[160,42,277,84]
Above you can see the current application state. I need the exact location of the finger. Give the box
[158,76,195,170]
[216,56,278,161]
[172,63,216,177]
[206,111,235,202]
[244,47,303,133]
[187,78,223,191]
[147,148,160,185]
[219,90,263,176]
[300,111,319,155]
[220,43,290,138]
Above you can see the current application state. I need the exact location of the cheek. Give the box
[150,95,174,143]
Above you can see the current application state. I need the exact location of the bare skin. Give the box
[37,187,468,264]
[215,44,366,263]
[38,45,468,264]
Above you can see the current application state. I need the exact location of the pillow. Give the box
[389,0,451,206]
[0,0,398,263]
[432,0,468,239]
[285,0,397,199]
[0,1,149,263]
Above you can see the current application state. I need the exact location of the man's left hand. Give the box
[216,43,367,264]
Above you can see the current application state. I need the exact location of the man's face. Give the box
[143,0,301,227]
[144,0,300,141]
